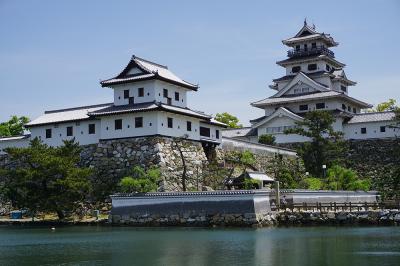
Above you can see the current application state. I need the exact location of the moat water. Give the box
[0,226,399,266]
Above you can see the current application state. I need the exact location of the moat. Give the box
[0,226,399,266]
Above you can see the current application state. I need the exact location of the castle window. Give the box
[200,127,210,137]
[304,44,308,51]
[167,117,173,128]
[380,126,386,133]
[326,64,331,71]
[46,128,52,139]
[175,92,180,101]
[295,45,300,51]
[353,108,356,113]
[293,88,300,94]
[348,106,351,112]
[299,104,308,111]
[342,104,346,110]
[292,66,301,73]
[115,119,122,130]
[316,102,325,109]
[361,128,367,134]
[88,124,95,134]
[187,121,192,131]
[163,89,168,98]
[311,43,317,49]
[124,90,129,99]
[341,86,347,92]
[129,97,134,105]
[138,87,144,97]
[216,130,220,139]
[308,64,317,71]
[135,117,143,128]
[67,126,73,136]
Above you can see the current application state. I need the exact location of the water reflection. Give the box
[0,226,399,266]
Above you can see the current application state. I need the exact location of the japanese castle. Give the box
[224,21,398,143]
[0,55,226,152]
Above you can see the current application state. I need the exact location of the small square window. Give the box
[307,64,317,71]
[380,126,386,133]
[163,89,168,98]
[135,117,143,128]
[138,88,144,97]
[88,124,95,134]
[342,104,346,110]
[67,126,73,136]
[46,128,52,138]
[311,43,317,49]
[341,86,347,92]
[316,103,325,109]
[187,121,192,131]
[353,108,356,113]
[361,128,367,134]
[129,97,134,105]
[216,130,220,139]
[299,104,308,111]
[175,92,179,101]
[115,119,122,130]
[292,66,301,73]
[167,117,173,128]
[124,90,129,99]
[326,64,331,71]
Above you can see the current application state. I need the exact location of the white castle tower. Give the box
[226,21,398,143]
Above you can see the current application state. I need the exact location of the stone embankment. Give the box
[110,210,400,227]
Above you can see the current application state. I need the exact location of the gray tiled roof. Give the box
[88,102,211,120]
[252,91,371,108]
[347,112,396,124]
[26,103,113,127]
[222,127,257,138]
[101,55,198,89]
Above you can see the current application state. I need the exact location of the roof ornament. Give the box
[304,18,307,26]
[312,22,316,30]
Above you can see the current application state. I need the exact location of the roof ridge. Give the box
[45,103,113,114]
[356,111,396,115]
[132,55,168,69]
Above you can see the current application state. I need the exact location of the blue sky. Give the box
[1,0,399,125]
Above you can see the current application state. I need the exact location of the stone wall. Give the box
[278,138,400,180]
[80,136,208,192]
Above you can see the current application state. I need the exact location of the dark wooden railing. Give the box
[287,46,335,58]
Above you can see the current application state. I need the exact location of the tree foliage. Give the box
[215,112,242,128]
[325,165,370,191]
[258,134,276,145]
[266,154,304,189]
[0,138,92,220]
[285,111,346,177]
[369,99,397,112]
[0,116,30,137]
[118,166,161,193]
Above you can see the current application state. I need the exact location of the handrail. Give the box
[288,46,335,58]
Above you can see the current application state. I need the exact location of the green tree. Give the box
[0,116,30,137]
[299,177,324,190]
[119,166,161,193]
[0,138,92,220]
[266,154,304,189]
[369,99,397,112]
[285,111,346,177]
[325,165,370,191]
[215,112,242,128]
[258,134,276,145]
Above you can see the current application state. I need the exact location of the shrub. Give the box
[119,166,161,193]
[258,134,276,145]
[299,177,324,190]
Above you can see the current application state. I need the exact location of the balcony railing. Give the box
[287,46,335,58]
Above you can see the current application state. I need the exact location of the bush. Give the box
[300,177,324,190]
[258,134,276,145]
[119,166,161,193]
[326,165,370,191]
[243,178,260,189]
